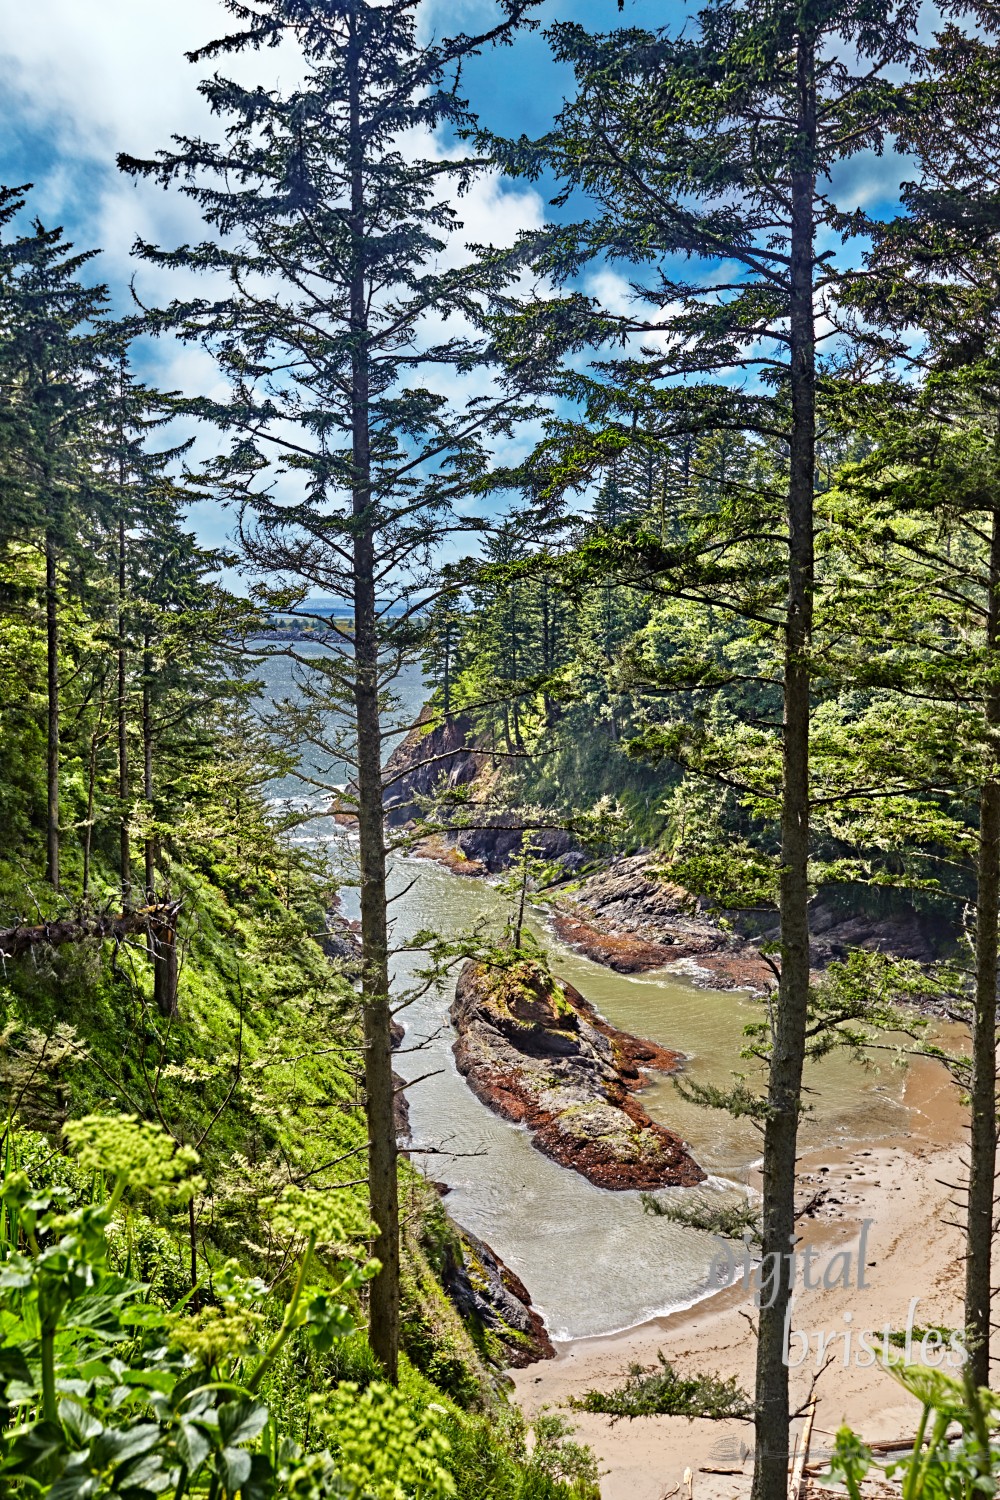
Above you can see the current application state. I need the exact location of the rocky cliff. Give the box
[383,707,953,983]
[381,711,587,873]
[451,959,705,1190]
[443,1225,555,1367]
[548,854,952,991]
[382,709,483,827]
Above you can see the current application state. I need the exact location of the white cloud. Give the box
[2,3,220,161]
[0,2,551,575]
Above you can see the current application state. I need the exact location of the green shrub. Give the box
[573,1350,752,1422]
[826,1362,1000,1500]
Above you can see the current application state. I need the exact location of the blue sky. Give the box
[0,1,673,563]
[0,1,670,315]
[0,0,913,570]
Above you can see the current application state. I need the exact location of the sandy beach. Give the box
[513,1051,971,1500]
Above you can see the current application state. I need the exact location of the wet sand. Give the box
[513,1052,970,1500]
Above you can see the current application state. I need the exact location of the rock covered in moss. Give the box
[451,960,705,1190]
[445,1228,555,1368]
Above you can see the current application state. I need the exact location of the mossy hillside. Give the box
[1,859,359,1164]
[0,858,602,1496]
[0,863,530,1386]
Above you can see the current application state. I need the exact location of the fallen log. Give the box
[0,903,182,1018]
[0,903,180,960]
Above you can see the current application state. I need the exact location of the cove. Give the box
[337,843,927,1343]
[258,645,936,1343]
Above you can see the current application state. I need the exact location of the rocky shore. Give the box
[547,856,777,992]
[451,959,705,1190]
[445,1225,555,1367]
[381,709,953,992]
[547,854,952,992]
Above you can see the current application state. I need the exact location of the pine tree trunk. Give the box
[83,728,99,898]
[541,578,555,727]
[751,31,816,1500]
[349,16,399,1383]
[502,701,514,756]
[354,555,399,1381]
[143,632,158,1003]
[118,510,131,900]
[151,913,179,1019]
[442,623,451,718]
[45,528,60,891]
[143,631,156,897]
[966,499,1000,1389]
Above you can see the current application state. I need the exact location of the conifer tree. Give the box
[488,4,921,1490]
[832,23,1000,1384]
[92,341,194,902]
[0,190,111,891]
[120,0,541,1379]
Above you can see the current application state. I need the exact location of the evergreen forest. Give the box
[7,2,1000,1498]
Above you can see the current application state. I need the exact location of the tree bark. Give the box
[751,30,816,1500]
[151,914,179,1019]
[0,902,180,958]
[118,508,131,900]
[349,9,399,1383]
[143,630,157,897]
[966,498,1000,1389]
[442,621,451,718]
[45,528,60,891]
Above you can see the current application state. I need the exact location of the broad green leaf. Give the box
[222,1444,253,1493]
[59,1399,103,1446]
[219,1398,268,1448]
[176,1419,212,1473]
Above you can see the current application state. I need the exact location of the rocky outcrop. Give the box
[319,914,362,966]
[443,1226,555,1367]
[549,856,776,990]
[452,815,586,876]
[788,897,950,968]
[380,711,588,873]
[382,709,483,827]
[451,959,705,1190]
[548,856,953,990]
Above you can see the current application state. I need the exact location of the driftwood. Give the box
[789,1400,816,1500]
[0,903,181,1018]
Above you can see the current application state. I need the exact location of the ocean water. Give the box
[252,645,928,1340]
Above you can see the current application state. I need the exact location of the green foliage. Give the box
[0,1121,384,1498]
[312,1382,456,1500]
[572,1352,752,1423]
[0,1119,598,1500]
[62,1114,203,1205]
[826,1364,1000,1500]
[440,1407,600,1500]
[639,1191,761,1245]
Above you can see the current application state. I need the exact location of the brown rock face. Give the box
[450,960,705,1191]
[551,856,953,988]
[381,709,482,827]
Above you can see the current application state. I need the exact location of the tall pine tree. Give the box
[488,2,922,1489]
[120,0,541,1379]
[0,190,112,891]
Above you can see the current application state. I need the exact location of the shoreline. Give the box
[512,1057,969,1500]
[385,832,973,1487]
